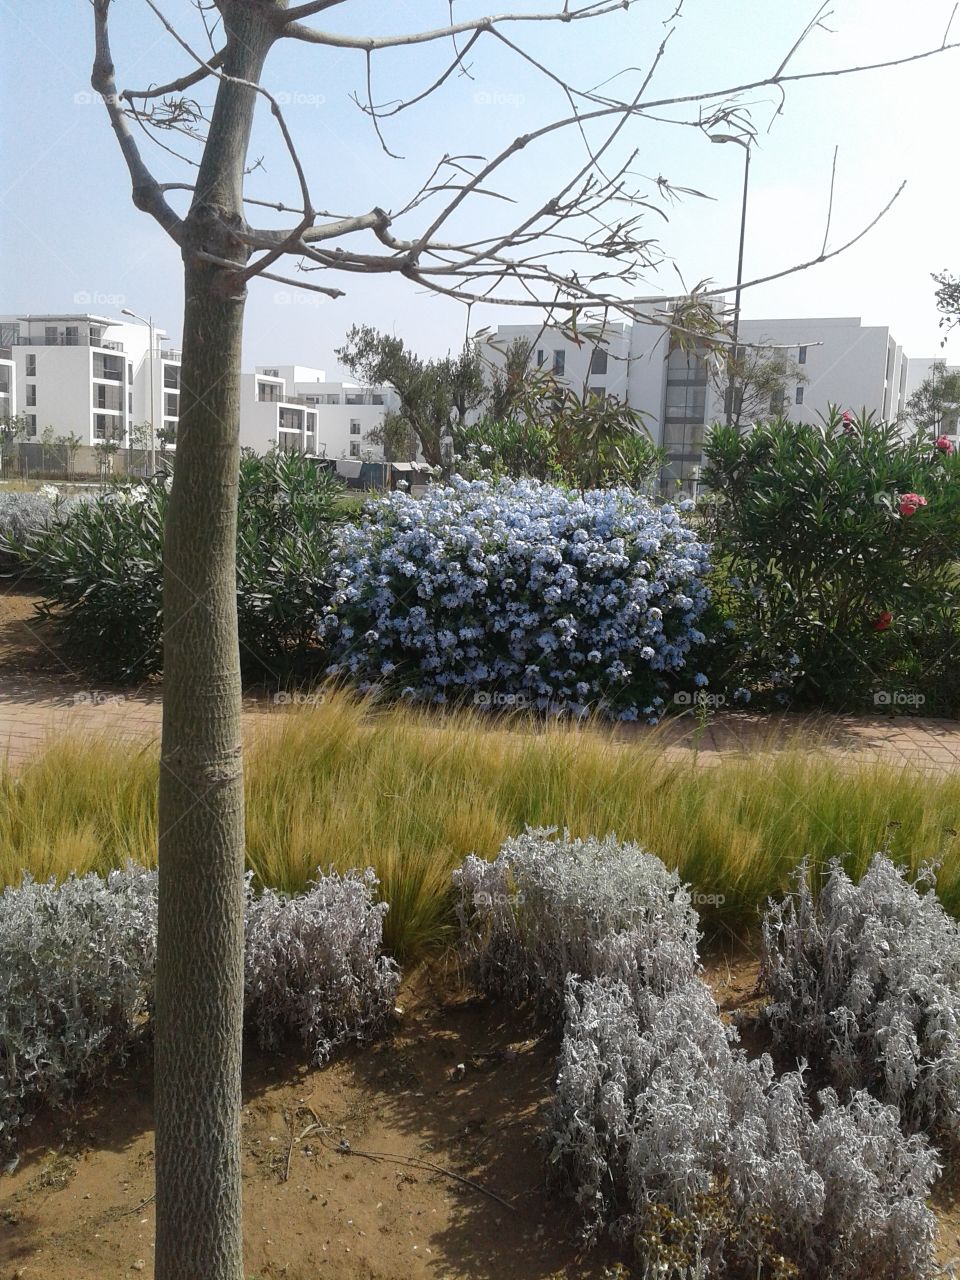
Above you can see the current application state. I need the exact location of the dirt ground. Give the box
[0,580,70,682]
[6,950,957,1280]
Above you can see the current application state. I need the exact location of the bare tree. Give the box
[88,2,959,1276]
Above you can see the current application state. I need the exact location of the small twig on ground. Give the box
[289,1117,517,1211]
[113,1191,156,1219]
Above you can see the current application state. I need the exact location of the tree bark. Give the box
[154,9,271,1278]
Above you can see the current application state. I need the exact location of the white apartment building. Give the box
[482,311,914,493]
[0,314,180,470]
[239,365,397,460]
[902,357,960,444]
[0,346,15,424]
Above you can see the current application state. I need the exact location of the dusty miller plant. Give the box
[453,829,700,1024]
[0,866,158,1146]
[760,852,960,1145]
[548,974,938,1280]
[0,865,399,1146]
[243,868,400,1064]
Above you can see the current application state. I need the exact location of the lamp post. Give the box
[121,308,156,473]
[711,133,752,427]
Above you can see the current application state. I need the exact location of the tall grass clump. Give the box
[2,694,960,961]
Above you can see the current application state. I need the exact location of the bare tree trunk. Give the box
[153,10,270,1277]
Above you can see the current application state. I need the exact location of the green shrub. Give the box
[3,452,344,682]
[701,410,960,710]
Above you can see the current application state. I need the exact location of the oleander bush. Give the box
[0,866,158,1145]
[700,410,960,711]
[548,974,939,1280]
[453,829,700,1022]
[1,453,344,681]
[760,852,960,1144]
[322,475,711,720]
[0,863,399,1146]
[244,867,400,1064]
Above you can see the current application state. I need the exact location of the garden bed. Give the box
[2,952,959,1279]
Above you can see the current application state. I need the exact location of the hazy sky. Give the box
[2,0,958,375]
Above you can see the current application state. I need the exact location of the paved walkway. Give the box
[2,674,960,773]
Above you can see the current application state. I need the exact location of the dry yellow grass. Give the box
[2,691,958,959]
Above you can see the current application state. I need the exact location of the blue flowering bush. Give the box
[322,476,711,719]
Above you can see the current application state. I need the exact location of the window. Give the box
[257,380,281,402]
[25,414,36,436]
[164,392,178,418]
[262,368,279,377]
[163,365,180,389]
[25,354,36,376]
[93,353,123,381]
[94,414,110,439]
[94,384,123,411]
[349,441,361,458]
[25,384,36,406]
[552,350,565,376]
[45,326,58,346]
[64,326,79,347]
[371,394,384,405]
[350,420,362,435]
[589,348,608,376]
[798,346,807,365]
[795,386,804,405]
[128,391,133,414]
[535,349,546,368]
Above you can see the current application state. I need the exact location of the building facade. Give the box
[239,365,396,460]
[0,313,180,472]
[482,311,915,494]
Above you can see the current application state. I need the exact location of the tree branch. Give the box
[90,0,183,242]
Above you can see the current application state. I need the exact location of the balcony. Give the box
[10,335,124,351]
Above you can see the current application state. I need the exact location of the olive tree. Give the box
[88,2,959,1276]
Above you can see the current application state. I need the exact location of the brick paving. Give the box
[1,673,960,772]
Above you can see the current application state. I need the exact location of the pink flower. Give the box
[936,435,955,455]
[897,493,927,517]
[842,410,854,424]
[872,611,893,632]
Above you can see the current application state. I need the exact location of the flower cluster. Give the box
[322,476,711,720]
[897,492,928,517]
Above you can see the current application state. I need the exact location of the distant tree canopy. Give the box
[906,361,960,439]
[337,325,488,468]
[710,344,808,427]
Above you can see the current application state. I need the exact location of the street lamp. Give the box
[121,308,157,473]
[711,133,753,427]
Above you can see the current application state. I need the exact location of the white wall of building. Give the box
[240,366,396,460]
[0,314,181,465]
[734,317,906,425]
